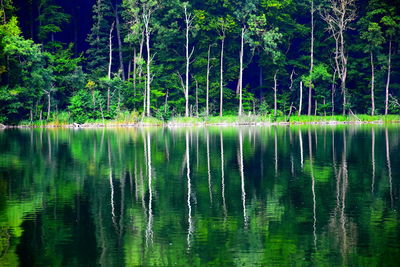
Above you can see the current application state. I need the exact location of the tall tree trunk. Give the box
[47,91,51,121]
[220,36,225,117]
[342,79,346,115]
[138,30,145,113]
[127,56,132,80]
[206,44,211,116]
[108,22,115,112]
[114,4,125,80]
[238,27,245,116]
[385,40,392,115]
[308,0,314,116]
[331,70,336,115]
[370,51,375,116]
[185,24,190,117]
[273,70,278,117]
[145,19,151,117]
[194,77,199,117]
[299,81,303,116]
[340,30,348,115]
[314,99,317,116]
[132,50,137,97]
[184,5,193,117]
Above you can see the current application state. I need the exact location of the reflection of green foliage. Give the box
[305,160,332,183]
[0,126,400,266]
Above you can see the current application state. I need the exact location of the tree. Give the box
[0,16,52,123]
[248,13,282,117]
[86,0,113,78]
[359,0,385,115]
[37,0,70,50]
[308,0,315,116]
[111,0,126,81]
[380,3,400,115]
[183,2,194,117]
[142,0,159,117]
[322,0,356,115]
[234,0,258,116]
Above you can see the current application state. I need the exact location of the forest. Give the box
[0,0,399,124]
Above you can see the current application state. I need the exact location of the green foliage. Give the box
[37,0,70,49]
[68,90,106,123]
[86,0,113,77]
[155,103,173,121]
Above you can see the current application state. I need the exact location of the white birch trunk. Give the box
[238,27,245,116]
[385,40,392,115]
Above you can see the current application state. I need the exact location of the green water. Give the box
[0,126,399,266]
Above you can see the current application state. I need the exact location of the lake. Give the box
[0,125,399,266]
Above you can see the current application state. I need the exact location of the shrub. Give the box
[68,90,106,123]
[155,104,173,122]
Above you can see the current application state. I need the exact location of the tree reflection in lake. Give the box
[0,126,399,266]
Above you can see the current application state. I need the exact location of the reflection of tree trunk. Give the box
[47,130,52,161]
[220,131,227,219]
[99,206,107,266]
[330,128,349,266]
[119,169,125,243]
[206,131,212,204]
[308,129,317,249]
[238,130,247,226]
[145,131,153,246]
[274,127,278,176]
[340,133,348,266]
[289,130,295,177]
[385,129,393,207]
[299,129,304,169]
[186,131,193,249]
[193,130,197,170]
[108,139,117,231]
[371,128,375,194]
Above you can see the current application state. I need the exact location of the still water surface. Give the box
[0,125,399,266]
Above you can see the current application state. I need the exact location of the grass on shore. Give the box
[14,113,400,127]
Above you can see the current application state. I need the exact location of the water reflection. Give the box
[0,125,399,266]
[238,129,248,227]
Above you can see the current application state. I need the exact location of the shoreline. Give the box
[1,119,400,129]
